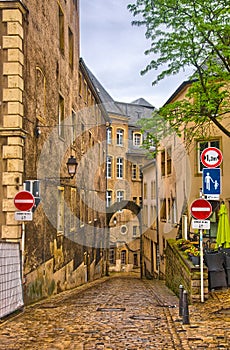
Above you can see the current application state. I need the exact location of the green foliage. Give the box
[128,0,230,140]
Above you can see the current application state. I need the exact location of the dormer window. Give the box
[133,132,142,146]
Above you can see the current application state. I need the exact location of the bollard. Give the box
[179,284,184,317]
[182,290,190,325]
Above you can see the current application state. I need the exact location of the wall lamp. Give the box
[66,155,78,179]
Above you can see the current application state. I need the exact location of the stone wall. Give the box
[165,240,209,303]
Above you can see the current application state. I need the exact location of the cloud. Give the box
[80,0,190,108]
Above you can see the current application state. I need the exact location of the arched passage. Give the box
[106,200,143,278]
[106,200,141,226]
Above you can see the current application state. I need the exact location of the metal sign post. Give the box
[191,198,212,303]
[200,228,204,303]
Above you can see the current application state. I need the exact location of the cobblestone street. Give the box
[0,272,230,349]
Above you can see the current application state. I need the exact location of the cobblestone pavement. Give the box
[0,272,230,349]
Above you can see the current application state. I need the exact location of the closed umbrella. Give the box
[216,203,230,248]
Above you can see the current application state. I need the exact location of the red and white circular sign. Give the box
[190,198,212,220]
[201,147,223,168]
[14,191,35,211]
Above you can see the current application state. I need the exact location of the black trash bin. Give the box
[204,251,227,289]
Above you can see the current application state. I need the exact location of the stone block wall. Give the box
[165,240,209,303]
[0,3,27,239]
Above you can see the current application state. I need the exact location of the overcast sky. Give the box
[80,0,191,108]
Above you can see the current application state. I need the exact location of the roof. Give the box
[163,79,197,106]
[131,98,154,108]
[79,58,124,116]
[79,58,156,126]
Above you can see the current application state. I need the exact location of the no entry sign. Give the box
[14,191,35,211]
[190,198,212,220]
[201,147,223,168]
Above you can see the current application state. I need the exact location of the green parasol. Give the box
[216,203,230,248]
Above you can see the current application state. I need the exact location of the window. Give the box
[116,157,123,178]
[58,5,64,54]
[121,250,126,265]
[106,156,112,178]
[79,72,83,96]
[72,109,76,144]
[143,183,147,199]
[133,253,138,266]
[133,132,142,146]
[68,27,73,69]
[161,147,172,176]
[150,205,155,226]
[197,140,220,173]
[116,129,124,146]
[151,181,155,200]
[24,180,40,210]
[57,187,64,233]
[133,197,137,204]
[106,190,112,207]
[117,190,124,202]
[58,94,64,138]
[132,164,137,179]
[120,225,127,235]
[107,127,112,144]
[143,205,148,226]
[139,165,143,180]
[167,147,172,175]
[133,226,137,237]
[80,190,85,226]
[139,197,142,207]
[24,180,40,198]
[70,188,76,231]
[161,150,166,176]
[160,198,167,221]
[109,248,115,264]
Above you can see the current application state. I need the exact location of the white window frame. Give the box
[116,129,124,146]
[107,127,112,144]
[116,157,123,179]
[117,190,124,202]
[106,190,113,208]
[106,156,112,178]
[133,132,142,146]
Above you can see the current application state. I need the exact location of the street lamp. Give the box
[66,155,78,178]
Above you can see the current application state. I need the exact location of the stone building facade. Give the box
[0,0,108,304]
[81,63,155,272]
[142,79,230,279]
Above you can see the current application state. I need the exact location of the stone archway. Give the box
[106,200,141,226]
[106,200,143,278]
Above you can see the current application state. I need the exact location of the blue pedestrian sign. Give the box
[202,168,221,195]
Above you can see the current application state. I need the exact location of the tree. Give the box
[128,0,230,143]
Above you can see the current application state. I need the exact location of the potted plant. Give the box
[185,246,200,265]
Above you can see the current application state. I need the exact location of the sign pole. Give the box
[200,228,204,302]
[21,222,25,280]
